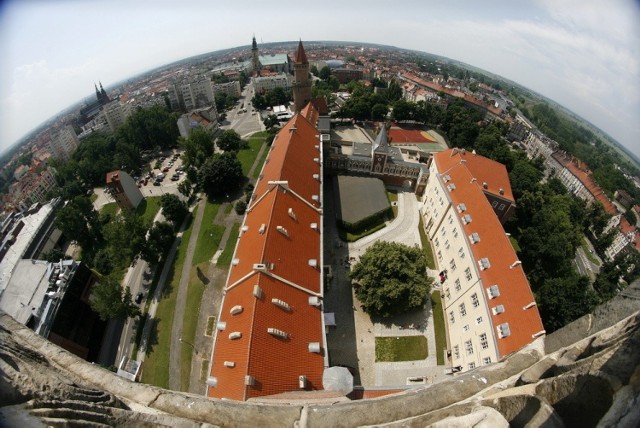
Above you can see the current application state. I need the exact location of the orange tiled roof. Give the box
[434,149,514,202]
[433,150,545,357]
[208,105,325,401]
[301,103,319,125]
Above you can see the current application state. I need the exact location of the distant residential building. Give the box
[252,73,291,93]
[102,100,132,133]
[168,77,216,112]
[213,81,241,98]
[614,190,635,210]
[105,171,143,210]
[49,125,79,161]
[421,148,544,374]
[605,216,639,261]
[3,167,58,211]
[177,106,219,138]
[333,68,364,84]
[13,165,29,181]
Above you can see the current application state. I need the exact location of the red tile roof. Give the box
[208,106,325,401]
[434,150,545,357]
[434,148,514,202]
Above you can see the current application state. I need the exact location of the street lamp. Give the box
[179,337,197,354]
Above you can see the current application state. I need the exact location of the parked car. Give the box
[135,292,144,304]
[162,167,170,173]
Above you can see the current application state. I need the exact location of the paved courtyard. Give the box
[324,182,448,389]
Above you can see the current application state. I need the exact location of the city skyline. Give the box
[0,0,638,157]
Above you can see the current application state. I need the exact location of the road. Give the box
[220,84,264,137]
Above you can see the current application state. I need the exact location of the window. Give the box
[471,293,479,308]
[499,204,505,211]
[448,214,454,224]
[478,258,491,270]
[483,357,492,365]
[465,267,473,281]
[476,316,483,325]
[449,259,456,271]
[492,201,498,208]
[458,247,465,259]
[452,228,459,238]
[465,340,474,355]
[462,214,472,224]
[449,311,455,323]
[445,240,450,249]
[457,203,466,213]
[492,305,505,315]
[437,251,443,261]
[454,279,461,292]
[497,323,511,338]
[468,363,476,370]
[441,227,446,237]
[453,345,460,359]
[445,288,450,299]
[463,324,470,332]
[469,232,480,244]
[487,285,500,299]
[459,303,467,317]
[434,238,439,247]
[479,333,489,349]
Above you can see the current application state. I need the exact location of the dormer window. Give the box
[486,285,500,299]
[462,214,472,224]
[456,203,467,213]
[478,258,491,270]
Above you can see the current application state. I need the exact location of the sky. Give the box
[1,0,639,157]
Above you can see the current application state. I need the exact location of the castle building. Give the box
[79,82,111,124]
[421,148,545,373]
[292,41,312,113]
[251,36,260,74]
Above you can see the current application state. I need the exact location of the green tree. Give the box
[310,65,319,76]
[90,275,141,321]
[102,211,146,264]
[350,241,431,318]
[386,80,403,102]
[235,200,247,215]
[217,129,243,152]
[141,221,175,265]
[371,103,389,121]
[319,66,331,80]
[263,114,280,130]
[198,152,243,197]
[180,127,214,169]
[536,274,598,332]
[55,196,101,250]
[177,178,193,199]
[160,193,188,226]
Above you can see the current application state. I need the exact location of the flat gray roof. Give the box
[335,175,389,225]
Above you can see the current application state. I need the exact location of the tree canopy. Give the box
[160,193,187,226]
[180,127,214,169]
[217,129,243,152]
[90,274,141,321]
[198,152,243,197]
[350,241,431,318]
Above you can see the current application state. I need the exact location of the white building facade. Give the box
[49,125,79,161]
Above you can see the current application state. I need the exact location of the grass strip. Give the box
[430,291,447,365]
[418,216,436,269]
[216,223,241,267]
[375,336,428,362]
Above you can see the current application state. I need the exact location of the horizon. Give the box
[1,0,638,158]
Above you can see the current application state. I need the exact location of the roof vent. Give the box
[206,377,218,387]
[259,224,266,234]
[313,157,320,163]
[241,225,249,233]
[313,173,320,181]
[523,301,537,310]
[267,328,289,339]
[229,332,242,340]
[299,375,307,389]
[232,258,240,266]
[532,330,546,338]
[483,182,488,189]
[309,296,322,307]
[497,323,511,338]
[253,284,263,298]
[288,208,297,220]
[276,225,289,237]
[271,298,291,311]
[230,305,243,315]
[499,188,505,195]
[224,361,235,368]
[492,305,505,315]
[308,259,318,268]
[510,261,522,269]
[216,321,227,331]
[308,342,321,353]
[486,285,500,299]
[310,222,318,230]
[312,195,319,201]
[245,375,255,386]
[253,263,267,272]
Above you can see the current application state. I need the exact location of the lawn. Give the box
[339,223,386,242]
[180,262,208,391]
[430,292,447,365]
[237,131,268,176]
[418,216,436,269]
[252,141,270,180]
[136,196,162,227]
[387,190,398,218]
[140,207,197,388]
[375,336,428,362]
[191,201,223,265]
[216,223,240,267]
[100,202,118,219]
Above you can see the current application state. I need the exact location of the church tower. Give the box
[292,40,312,112]
[251,36,260,75]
